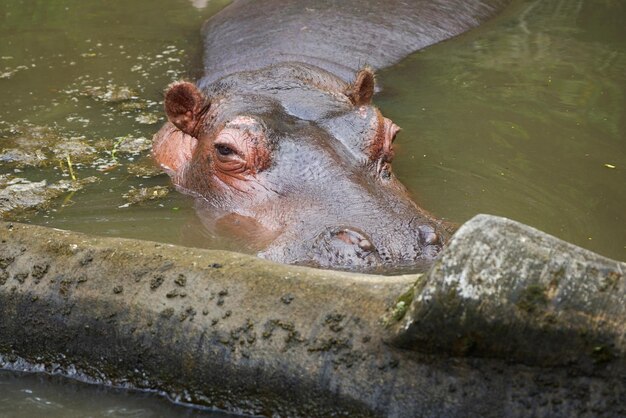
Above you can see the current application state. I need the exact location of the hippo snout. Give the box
[310,227,382,268]
[258,221,448,271]
[308,223,445,269]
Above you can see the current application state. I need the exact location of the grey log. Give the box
[0,217,625,417]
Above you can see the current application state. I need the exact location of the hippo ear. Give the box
[345,68,375,106]
[164,81,209,136]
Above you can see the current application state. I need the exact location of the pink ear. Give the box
[164,81,208,136]
[152,122,198,174]
[345,67,375,106]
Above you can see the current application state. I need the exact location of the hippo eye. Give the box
[212,117,272,177]
[215,144,235,156]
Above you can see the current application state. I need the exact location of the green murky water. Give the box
[0,0,238,253]
[0,0,624,414]
[0,370,237,417]
[379,0,626,261]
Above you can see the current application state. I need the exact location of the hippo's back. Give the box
[202,0,511,84]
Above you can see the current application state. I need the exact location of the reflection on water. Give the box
[0,0,625,413]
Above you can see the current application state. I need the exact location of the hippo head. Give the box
[153,63,451,271]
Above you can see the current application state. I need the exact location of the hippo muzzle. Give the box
[258,220,447,271]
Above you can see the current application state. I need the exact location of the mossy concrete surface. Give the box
[390,214,626,371]
[0,216,625,417]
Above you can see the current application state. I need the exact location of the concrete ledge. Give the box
[0,216,625,417]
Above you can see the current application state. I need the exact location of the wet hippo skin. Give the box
[153,0,511,271]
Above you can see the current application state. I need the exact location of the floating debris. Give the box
[0,125,97,168]
[117,101,149,111]
[51,138,97,162]
[48,177,99,193]
[82,84,137,103]
[113,135,152,155]
[120,185,169,207]
[0,176,99,217]
[0,65,29,79]
[0,148,47,167]
[135,113,160,125]
[127,158,163,178]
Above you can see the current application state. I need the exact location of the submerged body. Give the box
[153,0,510,270]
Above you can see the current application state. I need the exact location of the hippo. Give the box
[153,0,511,271]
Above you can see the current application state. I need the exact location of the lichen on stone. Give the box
[516,284,548,314]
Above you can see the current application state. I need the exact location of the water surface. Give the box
[378,0,625,260]
[1,0,624,260]
[0,370,236,417]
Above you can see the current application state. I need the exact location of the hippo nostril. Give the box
[424,232,438,245]
[328,228,378,260]
[358,238,374,252]
[336,229,361,246]
[335,228,375,250]
[418,225,439,246]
